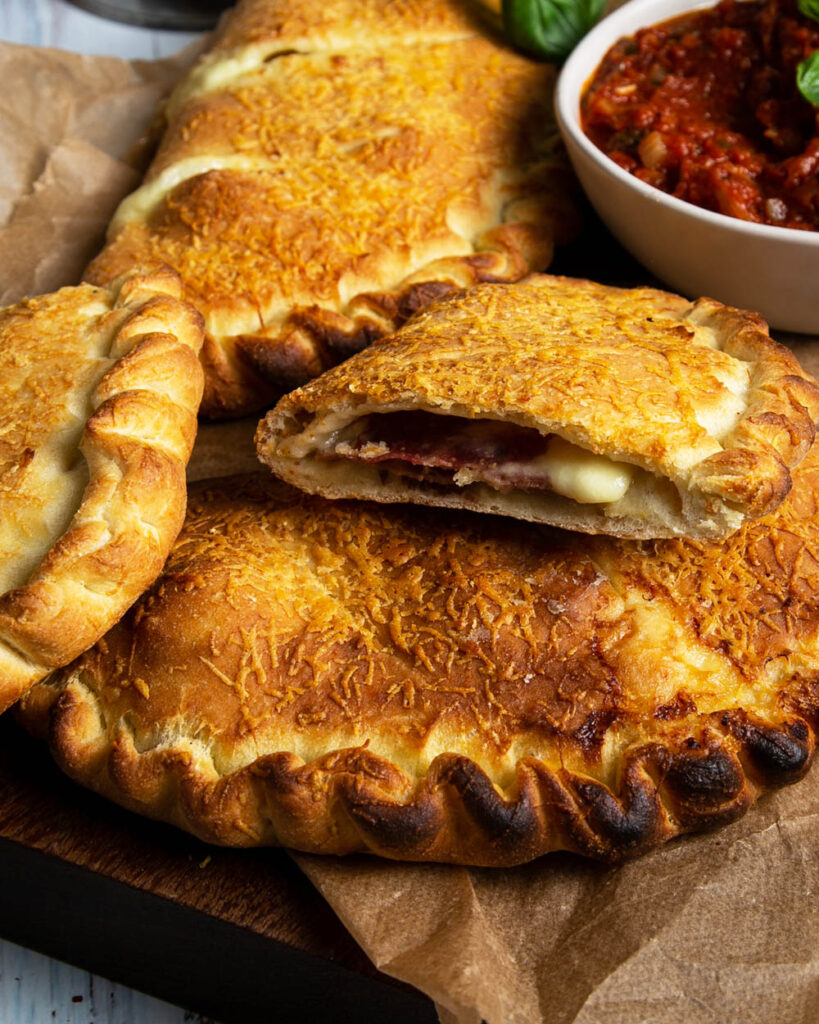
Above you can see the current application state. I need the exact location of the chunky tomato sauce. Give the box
[581,0,819,229]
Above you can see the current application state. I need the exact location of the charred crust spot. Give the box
[661,743,751,829]
[654,692,697,721]
[234,333,318,392]
[665,746,743,805]
[438,756,539,853]
[788,718,810,744]
[719,711,813,784]
[395,281,459,324]
[745,723,811,782]
[571,765,660,858]
[353,291,400,322]
[289,310,385,365]
[328,320,384,361]
[574,708,619,754]
[241,307,389,385]
[198,331,275,419]
[344,792,442,854]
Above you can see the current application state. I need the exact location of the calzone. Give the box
[0,266,204,714]
[18,452,819,864]
[85,0,579,417]
[257,275,819,540]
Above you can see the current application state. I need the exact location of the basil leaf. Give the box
[797,51,819,107]
[798,0,819,23]
[502,0,606,62]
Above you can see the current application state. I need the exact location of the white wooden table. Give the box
[0,10,218,1023]
[0,0,199,58]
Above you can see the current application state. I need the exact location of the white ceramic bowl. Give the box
[555,0,819,334]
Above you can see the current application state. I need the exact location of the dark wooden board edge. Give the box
[0,836,436,1024]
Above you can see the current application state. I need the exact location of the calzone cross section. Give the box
[257,274,819,540]
[18,453,819,865]
[85,0,579,417]
[0,266,204,715]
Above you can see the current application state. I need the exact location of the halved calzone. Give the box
[0,266,204,713]
[85,0,579,417]
[257,275,819,540]
[17,450,819,864]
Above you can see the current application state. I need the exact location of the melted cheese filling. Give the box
[518,437,634,504]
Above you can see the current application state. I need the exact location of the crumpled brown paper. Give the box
[0,39,205,305]
[296,772,819,1024]
[3,34,819,1024]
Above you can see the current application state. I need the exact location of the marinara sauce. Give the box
[581,0,819,229]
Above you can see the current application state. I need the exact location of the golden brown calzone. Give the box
[85,0,579,417]
[18,445,819,864]
[0,266,204,714]
[257,275,819,540]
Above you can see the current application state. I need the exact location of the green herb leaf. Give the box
[502,0,606,62]
[797,51,819,107]
[798,0,819,23]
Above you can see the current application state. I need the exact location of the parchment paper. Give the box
[3,36,819,1024]
[0,39,205,305]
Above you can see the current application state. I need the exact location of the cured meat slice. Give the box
[327,411,633,503]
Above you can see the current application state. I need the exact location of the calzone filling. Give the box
[317,411,635,505]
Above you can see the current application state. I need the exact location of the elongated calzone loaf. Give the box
[18,452,819,865]
[257,275,819,540]
[85,0,578,417]
[0,266,204,714]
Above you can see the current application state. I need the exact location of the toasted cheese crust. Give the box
[17,445,819,865]
[257,275,819,540]
[85,0,579,418]
[0,266,204,712]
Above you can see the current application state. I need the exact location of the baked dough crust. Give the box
[256,274,819,539]
[17,449,819,865]
[0,266,204,713]
[85,0,579,418]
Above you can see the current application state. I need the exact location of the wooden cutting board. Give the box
[0,714,436,1022]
